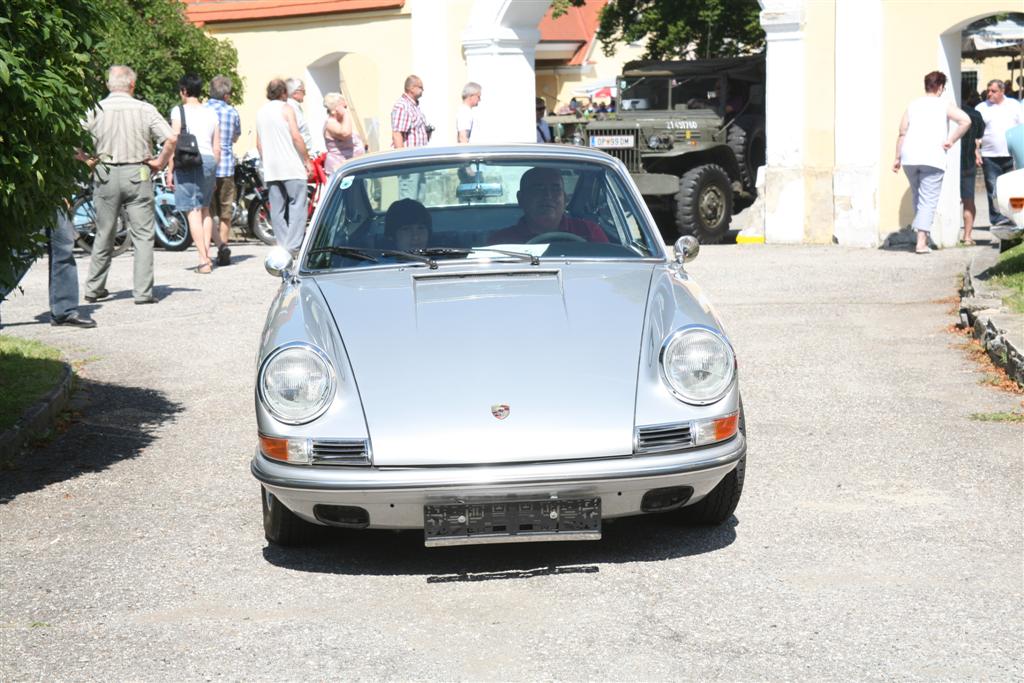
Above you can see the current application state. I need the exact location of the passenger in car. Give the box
[488,167,608,244]
[384,198,432,251]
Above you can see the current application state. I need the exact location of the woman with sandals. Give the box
[167,74,220,273]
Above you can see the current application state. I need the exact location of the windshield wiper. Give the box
[464,247,540,266]
[307,246,435,269]
[307,246,379,263]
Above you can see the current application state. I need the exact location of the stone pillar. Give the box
[833,0,882,247]
[461,0,548,143]
[760,1,807,243]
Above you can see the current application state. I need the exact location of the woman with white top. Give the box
[168,73,220,273]
[892,71,970,253]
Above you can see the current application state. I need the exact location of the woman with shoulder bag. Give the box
[167,73,220,273]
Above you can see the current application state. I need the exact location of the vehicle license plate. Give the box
[590,135,635,149]
[424,498,601,546]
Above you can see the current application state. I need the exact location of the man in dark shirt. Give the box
[489,167,607,244]
[960,92,985,245]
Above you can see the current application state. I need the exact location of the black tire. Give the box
[261,486,315,546]
[248,196,275,246]
[154,204,193,251]
[726,115,766,191]
[674,164,733,244]
[71,195,131,256]
[676,397,746,525]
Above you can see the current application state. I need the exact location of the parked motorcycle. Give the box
[233,154,273,245]
[72,172,190,254]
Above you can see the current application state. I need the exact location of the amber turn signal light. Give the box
[259,434,289,461]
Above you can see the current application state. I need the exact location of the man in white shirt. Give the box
[976,79,1022,226]
[257,79,312,255]
[286,77,314,154]
[456,82,481,143]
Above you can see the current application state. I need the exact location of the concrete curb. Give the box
[958,253,1024,388]
[0,360,74,461]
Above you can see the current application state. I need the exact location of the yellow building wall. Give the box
[878,1,1019,234]
[803,0,836,244]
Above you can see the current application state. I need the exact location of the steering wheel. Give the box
[526,231,587,244]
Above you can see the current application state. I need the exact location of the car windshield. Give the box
[304,158,661,271]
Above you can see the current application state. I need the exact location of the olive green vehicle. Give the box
[583,55,765,243]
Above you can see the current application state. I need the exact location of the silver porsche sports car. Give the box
[252,144,745,547]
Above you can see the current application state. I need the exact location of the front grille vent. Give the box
[311,439,371,466]
[635,422,694,454]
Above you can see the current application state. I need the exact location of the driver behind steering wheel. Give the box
[488,167,608,244]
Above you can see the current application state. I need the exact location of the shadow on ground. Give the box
[262,514,739,579]
[0,378,183,503]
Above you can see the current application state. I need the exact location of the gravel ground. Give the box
[0,238,1020,681]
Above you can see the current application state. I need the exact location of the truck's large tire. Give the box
[727,115,766,192]
[674,164,733,244]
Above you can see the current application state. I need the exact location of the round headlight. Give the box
[660,327,735,404]
[259,344,336,424]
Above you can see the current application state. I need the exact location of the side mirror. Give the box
[265,246,293,278]
[674,235,700,264]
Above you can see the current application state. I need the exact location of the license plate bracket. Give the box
[424,497,601,547]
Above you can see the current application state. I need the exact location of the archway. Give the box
[303,51,378,154]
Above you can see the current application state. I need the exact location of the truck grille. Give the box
[311,439,371,466]
[592,128,640,172]
[635,422,693,454]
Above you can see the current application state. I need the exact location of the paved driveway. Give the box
[1,241,1021,680]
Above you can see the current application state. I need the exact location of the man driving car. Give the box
[488,167,608,244]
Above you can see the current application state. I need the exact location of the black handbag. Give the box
[173,104,202,169]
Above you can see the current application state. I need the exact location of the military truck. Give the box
[584,55,765,243]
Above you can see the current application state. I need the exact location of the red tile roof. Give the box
[538,0,606,66]
[182,0,404,25]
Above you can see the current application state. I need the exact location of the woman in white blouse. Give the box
[892,71,970,253]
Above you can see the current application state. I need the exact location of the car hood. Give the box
[315,262,656,466]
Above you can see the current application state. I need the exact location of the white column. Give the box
[411,0,453,146]
[461,0,548,143]
[833,0,881,247]
[760,1,806,243]
[933,32,963,249]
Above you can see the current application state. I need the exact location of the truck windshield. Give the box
[619,76,670,111]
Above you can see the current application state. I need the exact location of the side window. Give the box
[604,174,647,246]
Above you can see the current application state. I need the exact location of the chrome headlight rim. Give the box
[257,341,337,425]
[658,325,736,405]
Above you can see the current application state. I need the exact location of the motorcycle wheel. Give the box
[154,204,193,251]
[248,196,276,246]
[71,195,131,256]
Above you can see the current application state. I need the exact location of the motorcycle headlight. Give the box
[258,343,336,424]
[659,327,735,404]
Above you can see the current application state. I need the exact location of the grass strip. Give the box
[987,242,1024,314]
[0,335,65,432]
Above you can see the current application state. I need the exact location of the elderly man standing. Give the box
[257,79,312,255]
[456,82,481,143]
[83,65,176,305]
[286,77,314,153]
[391,75,430,149]
[976,79,1023,227]
[205,75,241,266]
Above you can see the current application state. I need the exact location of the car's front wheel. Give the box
[262,486,316,545]
[675,398,745,525]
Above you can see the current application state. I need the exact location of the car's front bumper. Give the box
[251,434,746,529]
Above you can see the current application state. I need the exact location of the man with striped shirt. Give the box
[390,75,430,149]
[82,65,176,305]
[205,75,241,266]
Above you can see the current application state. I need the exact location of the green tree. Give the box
[97,0,242,116]
[0,0,108,290]
[0,0,240,291]
[555,0,765,60]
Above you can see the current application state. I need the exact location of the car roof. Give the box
[338,143,620,173]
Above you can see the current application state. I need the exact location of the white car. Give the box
[994,167,1024,243]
